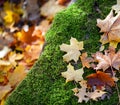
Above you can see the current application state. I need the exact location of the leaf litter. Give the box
[0,0,72,104]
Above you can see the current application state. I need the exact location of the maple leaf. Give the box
[61,63,84,82]
[97,10,120,48]
[94,47,120,71]
[86,71,115,88]
[80,52,93,68]
[60,37,84,62]
[73,80,106,103]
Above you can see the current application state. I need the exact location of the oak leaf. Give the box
[86,71,115,88]
[60,37,84,62]
[61,63,84,82]
[97,10,120,48]
[94,47,120,71]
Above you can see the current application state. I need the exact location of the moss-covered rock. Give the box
[5,0,119,105]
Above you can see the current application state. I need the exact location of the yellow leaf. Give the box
[8,65,26,86]
[110,41,118,48]
[4,10,14,24]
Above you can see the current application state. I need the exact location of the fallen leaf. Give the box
[60,37,84,62]
[97,10,120,48]
[0,46,11,58]
[0,84,12,100]
[86,71,115,88]
[73,80,106,103]
[80,52,93,68]
[61,63,84,82]
[8,65,26,87]
[94,47,120,71]
[40,0,65,20]
[112,0,120,13]
[8,52,23,66]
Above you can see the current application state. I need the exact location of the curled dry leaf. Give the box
[86,71,115,89]
[94,47,120,71]
[97,10,120,48]
[80,52,93,68]
[60,37,84,62]
[61,63,84,82]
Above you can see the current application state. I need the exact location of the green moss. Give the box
[5,0,119,105]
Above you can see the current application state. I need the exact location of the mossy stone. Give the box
[5,0,119,105]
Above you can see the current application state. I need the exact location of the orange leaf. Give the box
[86,71,115,89]
[80,52,93,68]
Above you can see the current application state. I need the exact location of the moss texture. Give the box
[5,0,119,105]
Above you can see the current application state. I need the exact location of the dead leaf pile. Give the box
[0,0,72,104]
[60,1,120,103]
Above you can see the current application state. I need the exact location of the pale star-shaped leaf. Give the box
[60,37,84,62]
[61,63,84,82]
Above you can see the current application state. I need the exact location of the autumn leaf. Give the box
[86,71,115,88]
[112,0,120,13]
[94,47,120,71]
[8,52,23,66]
[61,63,84,82]
[40,0,65,20]
[0,46,11,58]
[60,37,84,62]
[80,52,93,68]
[97,10,120,48]
[0,84,12,101]
[73,80,106,103]
[8,65,26,87]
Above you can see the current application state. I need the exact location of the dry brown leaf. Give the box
[80,52,93,68]
[86,71,115,88]
[94,47,120,71]
[61,63,84,82]
[97,10,120,48]
[73,80,106,103]
[60,37,84,62]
